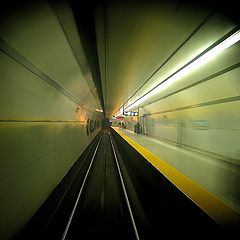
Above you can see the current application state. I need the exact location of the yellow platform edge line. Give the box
[112,127,240,227]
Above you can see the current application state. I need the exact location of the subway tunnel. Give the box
[0,0,240,239]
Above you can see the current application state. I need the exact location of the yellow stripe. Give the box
[112,127,240,227]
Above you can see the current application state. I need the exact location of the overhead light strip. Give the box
[124,29,240,112]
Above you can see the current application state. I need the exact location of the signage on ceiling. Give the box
[123,111,139,116]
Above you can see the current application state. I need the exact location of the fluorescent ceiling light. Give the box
[95,108,103,112]
[124,29,240,112]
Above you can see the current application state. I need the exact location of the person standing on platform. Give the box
[135,122,141,134]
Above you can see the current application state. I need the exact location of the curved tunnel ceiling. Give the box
[69,0,239,119]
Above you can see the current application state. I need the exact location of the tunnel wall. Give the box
[0,1,103,239]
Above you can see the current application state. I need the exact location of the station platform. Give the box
[111,126,240,229]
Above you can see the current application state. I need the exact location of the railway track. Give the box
[60,129,141,240]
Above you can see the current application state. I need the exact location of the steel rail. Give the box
[61,134,102,240]
[109,134,140,240]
